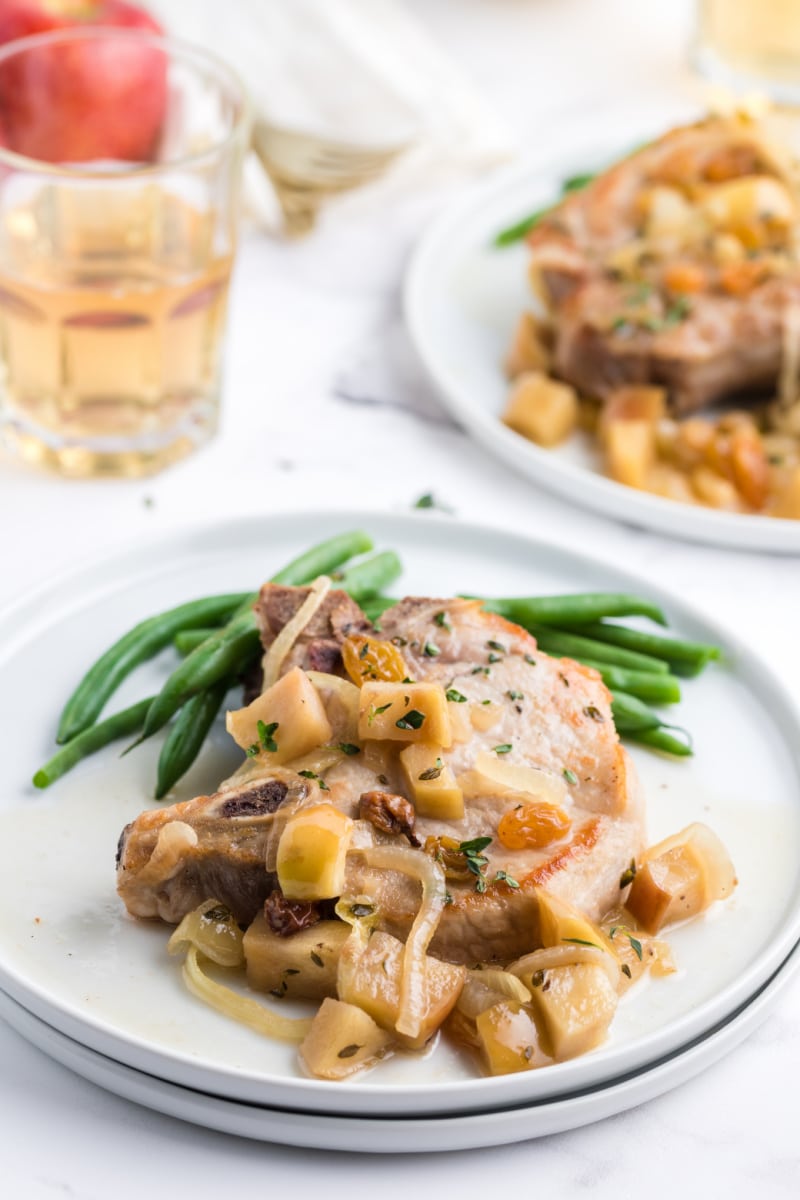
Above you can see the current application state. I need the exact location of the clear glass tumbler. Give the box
[0,28,251,478]
[693,0,800,104]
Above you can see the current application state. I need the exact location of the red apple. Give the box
[0,1,168,163]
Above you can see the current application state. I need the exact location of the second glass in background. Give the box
[694,0,800,104]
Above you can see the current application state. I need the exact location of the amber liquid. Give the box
[0,185,233,477]
[696,0,800,101]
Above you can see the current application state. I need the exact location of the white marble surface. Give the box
[2,1,799,1195]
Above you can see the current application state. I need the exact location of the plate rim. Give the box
[403,139,800,554]
[1,507,799,1115]
[2,936,798,1150]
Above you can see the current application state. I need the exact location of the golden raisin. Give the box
[342,634,408,686]
[423,835,472,881]
[497,802,571,850]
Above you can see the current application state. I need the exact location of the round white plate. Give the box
[2,938,798,1151]
[404,140,800,554]
[1,510,799,1118]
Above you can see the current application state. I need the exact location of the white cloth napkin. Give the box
[150,0,515,223]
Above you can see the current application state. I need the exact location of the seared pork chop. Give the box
[527,115,800,414]
[117,588,645,964]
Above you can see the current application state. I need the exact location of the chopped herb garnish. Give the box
[310,951,324,968]
[621,964,632,979]
[525,655,537,666]
[377,774,388,785]
[626,281,653,305]
[349,903,375,919]
[359,643,369,660]
[423,642,441,658]
[391,635,407,647]
[531,970,545,988]
[610,926,644,961]
[396,708,425,731]
[434,611,451,631]
[619,859,637,889]
[493,743,512,755]
[246,744,259,757]
[367,702,392,726]
[414,492,434,509]
[419,757,444,781]
[486,640,507,654]
[257,720,279,753]
[471,665,490,676]
[664,295,692,326]
[481,698,492,706]
[488,652,502,664]
[338,742,361,756]
[583,705,604,722]
[444,891,454,906]
[298,769,329,791]
[459,836,492,894]
[507,690,524,701]
[562,936,603,950]
[494,869,520,889]
[446,688,467,703]
[563,768,578,785]
[337,1044,362,1059]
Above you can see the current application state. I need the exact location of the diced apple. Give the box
[357,681,452,747]
[600,386,666,430]
[527,963,618,1061]
[299,998,393,1080]
[243,914,350,1000]
[337,929,465,1050]
[475,1001,552,1074]
[502,371,578,448]
[276,803,353,901]
[605,419,656,489]
[504,312,551,379]
[626,822,737,934]
[399,743,464,820]
[536,887,611,952]
[226,666,332,763]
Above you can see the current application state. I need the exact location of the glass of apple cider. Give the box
[694,1,800,103]
[0,28,251,477]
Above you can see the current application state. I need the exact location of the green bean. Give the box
[477,594,667,628]
[155,680,230,800]
[624,726,694,757]
[174,628,217,655]
[610,690,663,733]
[360,594,398,623]
[494,173,595,246]
[270,529,374,586]
[332,551,402,601]
[55,594,251,744]
[571,621,720,675]
[136,531,374,745]
[34,696,155,789]
[578,659,681,704]
[527,625,669,674]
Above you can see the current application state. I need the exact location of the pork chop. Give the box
[526,114,800,414]
[117,588,645,964]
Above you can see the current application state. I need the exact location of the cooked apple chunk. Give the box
[243,914,350,1000]
[226,666,332,763]
[626,821,737,934]
[276,803,354,901]
[358,681,452,746]
[399,743,464,820]
[299,998,393,1080]
[527,963,618,1061]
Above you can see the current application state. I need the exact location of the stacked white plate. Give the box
[1,512,798,1151]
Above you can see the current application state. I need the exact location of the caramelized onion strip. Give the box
[361,844,447,1039]
[262,575,331,689]
[182,946,312,1042]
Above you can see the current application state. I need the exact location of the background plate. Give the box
[0,511,798,1116]
[404,140,800,554]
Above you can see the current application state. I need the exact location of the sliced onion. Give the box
[182,946,312,1042]
[167,899,244,967]
[360,844,447,1039]
[508,944,619,989]
[648,821,737,903]
[262,575,331,689]
[133,821,197,886]
[466,968,531,1005]
[460,752,568,808]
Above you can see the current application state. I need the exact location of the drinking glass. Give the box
[693,0,800,104]
[0,28,251,477]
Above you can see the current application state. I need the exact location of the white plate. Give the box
[404,140,800,554]
[2,937,798,1151]
[1,510,799,1118]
